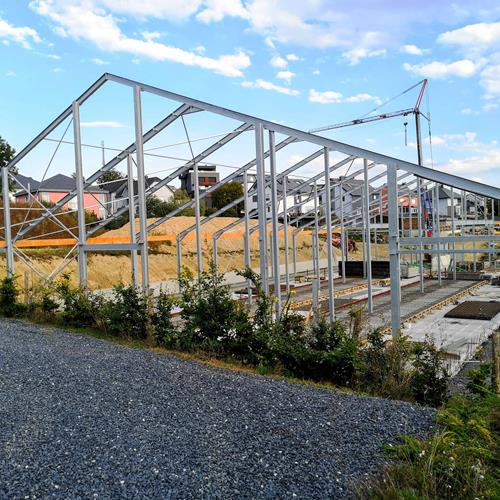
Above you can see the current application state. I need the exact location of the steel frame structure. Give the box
[3,73,500,336]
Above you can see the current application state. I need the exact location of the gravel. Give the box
[0,319,435,499]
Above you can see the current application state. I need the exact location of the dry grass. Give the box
[2,215,490,290]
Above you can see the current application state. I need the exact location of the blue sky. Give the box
[1,0,499,188]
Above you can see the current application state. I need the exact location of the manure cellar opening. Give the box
[444,300,500,320]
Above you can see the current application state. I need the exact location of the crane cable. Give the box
[425,86,435,170]
[357,79,426,120]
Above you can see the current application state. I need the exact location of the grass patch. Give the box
[359,363,500,499]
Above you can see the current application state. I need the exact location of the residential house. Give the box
[13,173,108,218]
[330,178,368,218]
[247,176,314,218]
[105,176,176,215]
[179,165,219,208]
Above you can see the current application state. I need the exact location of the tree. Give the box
[146,195,170,218]
[98,169,125,185]
[211,181,243,216]
[146,189,205,219]
[0,136,18,191]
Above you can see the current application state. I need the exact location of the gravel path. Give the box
[0,320,435,499]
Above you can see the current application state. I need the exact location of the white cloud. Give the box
[270,55,288,68]
[242,79,299,96]
[286,53,300,61]
[341,47,386,66]
[0,16,41,49]
[441,149,500,174]
[194,45,206,54]
[142,31,161,41]
[460,107,478,115]
[81,121,125,128]
[438,22,500,51]
[6,71,16,77]
[483,102,499,111]
[276,70,294,83]
[90,57,109,65]
[480,64,500,98]
[47,54,61,59]
[196,0,248,23]
[400,44,426,56]
[312,69,320,75]
[418,131,500,175]
[309,89,381,105]
[403,59,479,78]
[31,0,251,78]
[98,0,202,20]
[53,67,64,73]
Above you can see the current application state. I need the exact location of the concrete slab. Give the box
[402,284,500,376]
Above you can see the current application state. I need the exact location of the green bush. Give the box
[54,274,98,328]
[179,263,253,355]
[0,275,24,317]
[360,331,414,401]
[151,289,178,347]
[411,340,449,406]
[27,286,60,322]
[99,284,149,339]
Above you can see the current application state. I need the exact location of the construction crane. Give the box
[309,79,428,166]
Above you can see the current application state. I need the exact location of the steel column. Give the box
[473,194,478,272]
[193,157,203,277]
[435,184,442,285]
[1,166,13,276]
[127,155,139,287]
[133,85,149,291]
[269,131,281,315]
[282,175,290,294]
[243,170,252,303]
[417,177,424,292]
[313,181,320,279]
[323,148,335,321]
[340,179,346,283]
[388,165,401,337]
[255,123,268,293]
[451,186,457,280]
[72,101,88,287]
[363,159,373,313]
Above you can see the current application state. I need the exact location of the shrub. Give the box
[466,363,492,396]
[0,275,24,317]
[360,331,415,401]
[151,289,178,347]
[27,286,59,322]
[100,284,149,339]
[179,263,252,355]
[54,274,98,327]
[411,340,449,407]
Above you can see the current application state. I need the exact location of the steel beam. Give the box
[16,103,193,241]
[105,73,500,200]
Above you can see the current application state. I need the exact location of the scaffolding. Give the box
[2,73,500,336]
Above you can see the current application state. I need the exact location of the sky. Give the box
[0,0,500,188]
